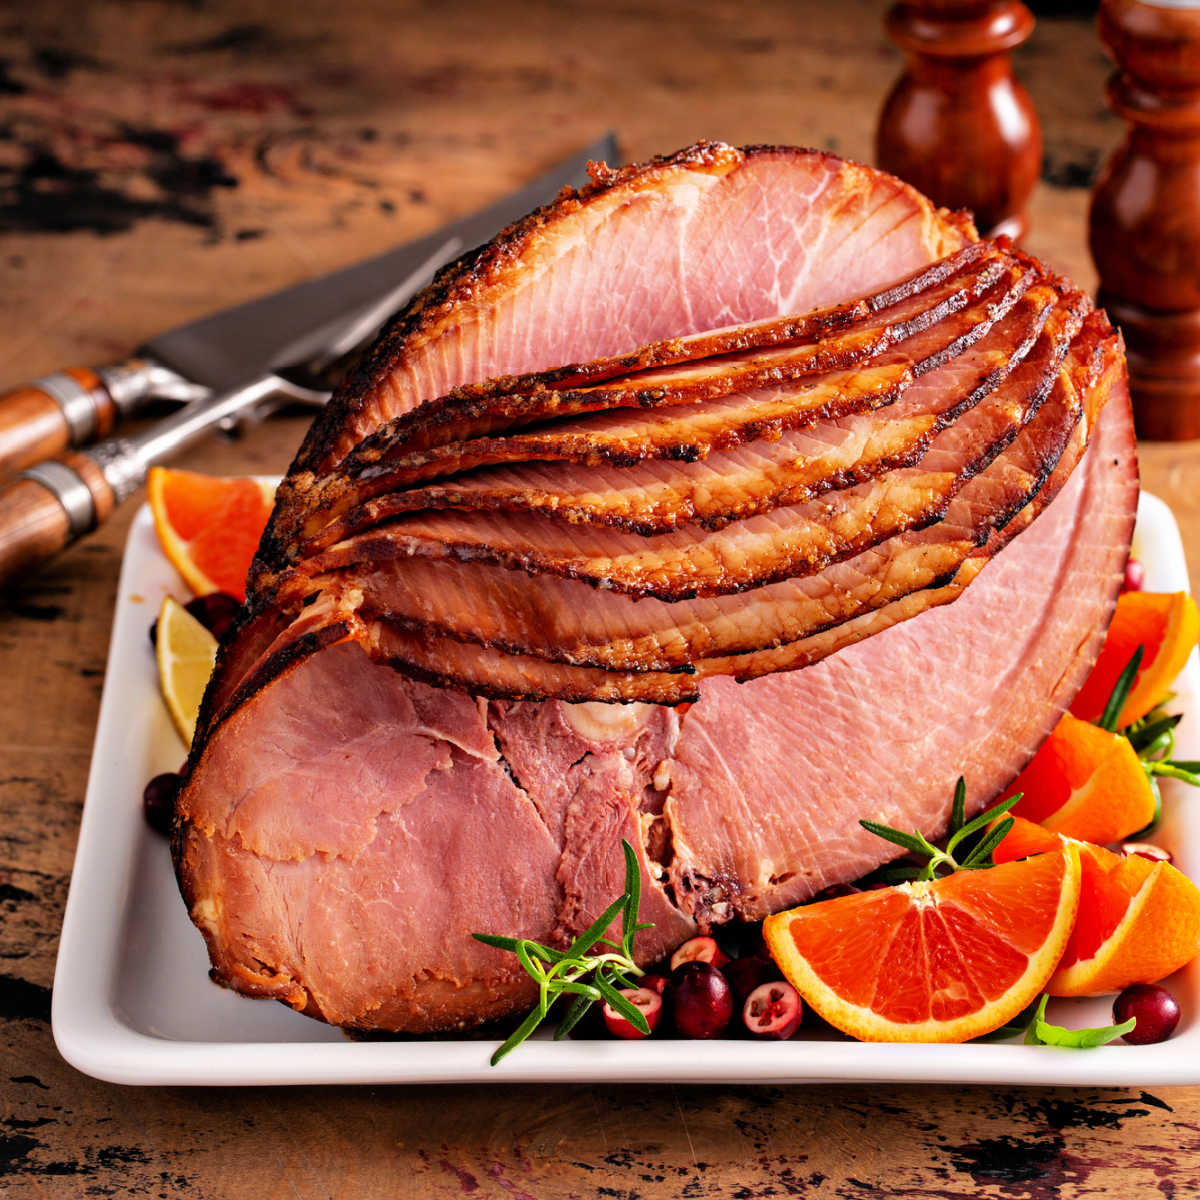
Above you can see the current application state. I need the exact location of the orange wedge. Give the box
[148,467,274,601]
[763,850,1081,1042]
[1004,712,1157,844]
[1071,592,1200,728]
[994,817,1200,996]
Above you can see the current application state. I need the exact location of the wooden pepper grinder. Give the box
[1090,0,1200,440]
[876,1,1042,240]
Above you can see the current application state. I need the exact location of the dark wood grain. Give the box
[3,1,1200,1197]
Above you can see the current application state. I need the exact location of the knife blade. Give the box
[0,133,617,475]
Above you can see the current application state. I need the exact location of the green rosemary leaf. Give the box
[946,792,1022,856]
[553,993,594,1041]
[872,865,926,883]
[564,893,628,961]
[1024,994,1135,1048]
[554,979,604,1003]
[472,933,566,962]
[474,831,654,1063]
[1148,762,1200,786]
[490,1005,549,1066]
[1127,775,1164,842]
[592,975,650,1035]
[1128,714,1182,753]
[1098,646,1144,732]
[949,776,967,837]
[621,839,641,955]
[515,940,546,987]
[959,817,1015,869]
[859,820,933,857]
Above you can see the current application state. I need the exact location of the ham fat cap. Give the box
[175,143,1137,1034]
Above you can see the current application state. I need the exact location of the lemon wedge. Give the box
[156,595,218,748]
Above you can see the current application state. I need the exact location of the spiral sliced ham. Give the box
[174,143,1137,1035]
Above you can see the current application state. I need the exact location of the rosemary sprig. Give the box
[472,838,652,1065]
[983,994,1134,1047]
[860,777,1020,881]
[1100,646,1200,837]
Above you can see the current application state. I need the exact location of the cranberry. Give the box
[743,980,803,1039]
[670,935,730,972]
[1122,842,1173,864]
[142,772,182,836]
[669,961,733,1038]
[1123,558,1146,593]
[1114,984,1181,1045]
[811,882,860,903]
[602,987,662,1039]
[639,973,669,996]
[185,592,241,639]
[723,955,780,1005]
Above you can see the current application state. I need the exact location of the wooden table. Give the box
[4,1,1200,1195]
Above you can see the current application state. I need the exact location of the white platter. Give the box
[53,492,1200,1085]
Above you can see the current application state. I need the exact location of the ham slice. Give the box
[288,269,1054,556]
[175,143,1138,1035]
[271,250,1021,568]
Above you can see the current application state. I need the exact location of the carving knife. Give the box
[0,134,616,588]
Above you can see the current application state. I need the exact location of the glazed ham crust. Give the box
[175,143,1137,1034]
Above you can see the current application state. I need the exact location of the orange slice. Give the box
[994,817,1200,996]
[1004,712,1157,844]
[1071,592,1200,728]
[762,850,1081,1042]
[148,467,274,601]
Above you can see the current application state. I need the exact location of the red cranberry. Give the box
[811,882,860,903]
[602,987,662,1039]
[1122,842,1173,864]
[722,955,780,1006]
[1114,984,1181,1045]
[142,772,182,835]
[1123,558,1146,593]
[639,974,669,996]
[185,592,241,639]
[670,935,730,972]
[669,961,733,1038]
[743,980,803,1039]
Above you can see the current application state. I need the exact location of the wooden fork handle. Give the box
[0,369,120,475]
[0,454,118,587]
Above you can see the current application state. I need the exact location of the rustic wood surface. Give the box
[4,1,1200,1196]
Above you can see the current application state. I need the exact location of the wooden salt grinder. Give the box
[876,1,1042,240]
[1091,0,1200,440]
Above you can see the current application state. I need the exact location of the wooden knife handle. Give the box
[0,453,116,587]
[0,369,117,475]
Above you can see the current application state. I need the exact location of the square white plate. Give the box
[53,492,1200,1085]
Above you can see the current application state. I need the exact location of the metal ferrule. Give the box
[33,373,99,445]
[97,359,211,415]
[85,439,148,506]
[18,462,96,538]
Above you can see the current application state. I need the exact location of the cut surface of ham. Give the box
[175,143,1138,1035]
